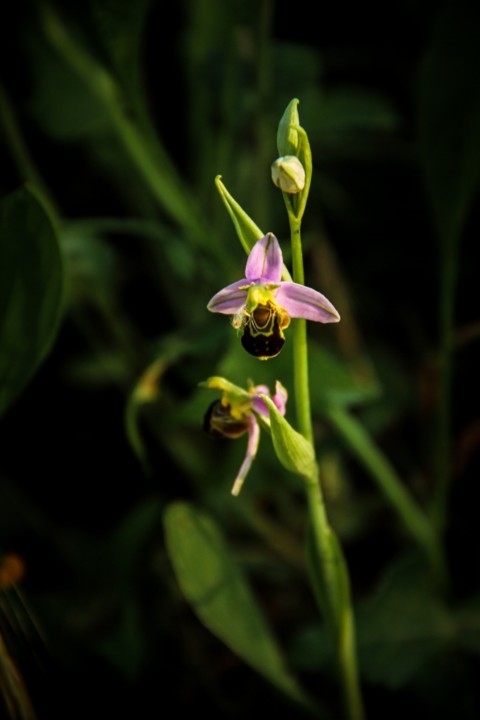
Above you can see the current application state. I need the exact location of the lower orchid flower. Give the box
[207,233,340,359]
[200,376,287,496]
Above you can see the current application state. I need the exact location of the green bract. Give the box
[260,394,317,478]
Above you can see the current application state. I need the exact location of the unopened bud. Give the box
[271,155,306,194]
[277,98,301,156]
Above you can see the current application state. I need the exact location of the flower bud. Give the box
[274,99,312,222]
[277,98,301,156]
[271,155,306,194]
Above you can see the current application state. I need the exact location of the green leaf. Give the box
[163,501,312,707]
[0,185,64,417]
[261,395,316,478]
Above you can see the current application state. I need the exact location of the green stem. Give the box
[340,605,365,720]
[325,403,448,589]
[305,471,364,720]
[287,208,365,720]
[293,318,313,443]
[288,212,313,443]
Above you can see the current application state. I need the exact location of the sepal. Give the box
[215,176,264,255]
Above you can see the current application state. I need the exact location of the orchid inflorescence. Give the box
[198,99,368,720]
[201,99,340,496]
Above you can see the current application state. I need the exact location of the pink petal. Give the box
[251,386,271,418]
[231,415,260,495]
[252,381,287,417]
[272,381,288,415]
[245,233,283,283]
[207,279,249,314]
[275,282,340,323]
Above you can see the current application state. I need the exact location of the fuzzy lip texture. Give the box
[207,233,341,323]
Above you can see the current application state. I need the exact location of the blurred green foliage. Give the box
[1,1,480,719]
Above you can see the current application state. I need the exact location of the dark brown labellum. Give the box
[241,304,286,359]
[203,400,249,438]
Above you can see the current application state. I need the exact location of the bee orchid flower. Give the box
[201,376,287,496]
[207,233,340,358]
